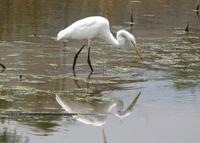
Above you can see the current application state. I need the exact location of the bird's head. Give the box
[117,30,142,59]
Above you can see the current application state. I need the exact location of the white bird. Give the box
[57,16,142,75]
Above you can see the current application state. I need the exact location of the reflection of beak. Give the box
[131,41,142,59]
[116,91,141,119]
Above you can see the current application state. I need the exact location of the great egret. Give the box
[57,16,142,74]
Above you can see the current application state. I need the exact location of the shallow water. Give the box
[0,0,200,143]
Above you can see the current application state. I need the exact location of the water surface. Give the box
[0,0,200,143]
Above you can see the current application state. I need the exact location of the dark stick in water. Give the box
[130,11,134,33]
[197,0,200,16]
[0,63,6,69]
[185,21,189,32]
[131,11,134,23]
[19,75,23,80]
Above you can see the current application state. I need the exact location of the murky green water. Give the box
[0,0,200,143]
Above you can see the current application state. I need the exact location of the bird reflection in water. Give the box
[56,91,141,142]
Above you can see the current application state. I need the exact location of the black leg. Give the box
[87,47,93,73]
[72,45,86,74]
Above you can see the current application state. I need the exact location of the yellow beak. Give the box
[132,41,142,59]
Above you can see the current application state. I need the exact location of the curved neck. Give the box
[105,33,120,47]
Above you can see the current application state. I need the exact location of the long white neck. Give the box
[105,32,120,47]
[105,30,130,47]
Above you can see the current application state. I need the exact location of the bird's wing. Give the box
[68,17,109,40]
[57,16,110,40]
[75,20,97,30]
[69,20,100,39]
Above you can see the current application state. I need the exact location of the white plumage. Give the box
[57,16,142,74]
[57,16,109,40]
